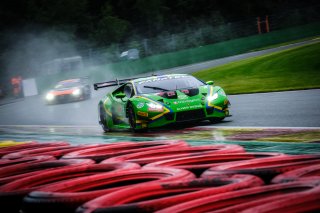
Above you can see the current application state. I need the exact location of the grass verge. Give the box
[192,42,320,94]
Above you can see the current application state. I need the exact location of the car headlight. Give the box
[207,93,218,102]
[72,88,81,96]
[218,89,226,96]
[46,93,55,101]
[147,102,163,112]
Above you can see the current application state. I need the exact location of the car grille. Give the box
[176,109,205,122]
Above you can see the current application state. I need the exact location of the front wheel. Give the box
[127,102,147,133]
[99,104,110,132]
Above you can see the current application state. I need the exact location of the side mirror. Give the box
[115,93,126,99]
[206,80,214,85]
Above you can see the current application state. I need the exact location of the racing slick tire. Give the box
[127,102,147,133]
[99,103,110,132]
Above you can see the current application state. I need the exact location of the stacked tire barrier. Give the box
[0,140,319,213]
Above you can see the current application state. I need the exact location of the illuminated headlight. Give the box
[207,93,218,102]
[147,102,163,112]
[72,89,81,96]
[46,93,55,101]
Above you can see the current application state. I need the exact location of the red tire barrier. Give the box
[144,152,283,177]
[201,154,320,182]
[156,180,320,213]
[21,167,194,213]
[239,184,320,213]
[272,164,320,183]
[76,174,263,213]
[0,159,94,213]
[0,159,94,188]
[0,155,55,168]
[0,141,69,157]
[62,140,188,162]
[2,144,103,159]
[0,158,94,185]
[102,144,245,166]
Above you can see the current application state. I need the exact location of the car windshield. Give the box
[55,81,82,89]
[135,76,205,94]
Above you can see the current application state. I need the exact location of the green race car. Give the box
[95,74,230,132]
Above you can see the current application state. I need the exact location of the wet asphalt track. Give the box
[0,88,319,127]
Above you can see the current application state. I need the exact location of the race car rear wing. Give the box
[93,78,138,90]
[94,73,159,90]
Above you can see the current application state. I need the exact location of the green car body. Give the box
[96,74,230,132]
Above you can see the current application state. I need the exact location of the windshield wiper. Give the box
[143,86,169,91]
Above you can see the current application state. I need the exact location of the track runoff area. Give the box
[0,125,320,212]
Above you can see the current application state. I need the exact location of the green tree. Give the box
[91,3,129,45]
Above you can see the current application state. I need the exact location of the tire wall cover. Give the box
[201,155,320,182]
[76,174,263,213]
[272,164,320,183]
[0,141,69,157]
[0,155,55,168]
[21,167,193,213]
[155,180,320,213]
[62,140,188,162]
[101,144,245,165]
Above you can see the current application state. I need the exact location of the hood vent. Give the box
[156,91,177,99]
[180,88,199,97]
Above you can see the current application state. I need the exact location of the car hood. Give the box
[137,85,210,112]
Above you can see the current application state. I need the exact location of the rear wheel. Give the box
[99,104,110,132]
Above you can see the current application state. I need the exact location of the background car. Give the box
[94,74,230,132]
[45,78,91,104]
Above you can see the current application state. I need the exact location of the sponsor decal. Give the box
[137,75,188,85]
[137,102,145,109]
[174,99,199,104]
[177,104,202,111]
[148,107,163,112]
[137,111,148,117]
[178,95,188,99]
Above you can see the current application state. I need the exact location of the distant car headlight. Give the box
[72,88,82,96]
[147,102,163,112]
[46,93,55,101]
[207,93,218,102]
